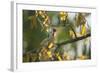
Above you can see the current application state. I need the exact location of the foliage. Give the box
[23,10,91,62]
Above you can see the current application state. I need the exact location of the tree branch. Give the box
[57,33,91,46]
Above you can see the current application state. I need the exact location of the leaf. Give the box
[47,51,52,58]
[55,53,62,61]
[81,24,87,35]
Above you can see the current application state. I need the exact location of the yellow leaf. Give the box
[56,53,62,61]
[47,51,52,58]
[81,24,86,35]
[58,56,62,61]
[48,43,54,49]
